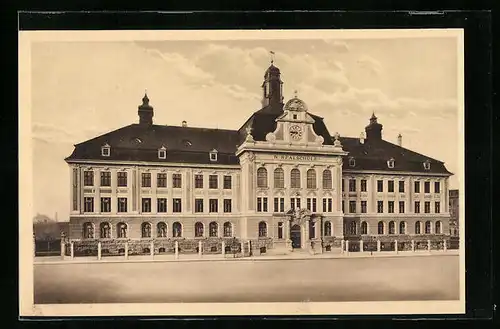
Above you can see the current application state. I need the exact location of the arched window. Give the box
[399,221,406,234]
[378,221,385,235]
[435,221,442,234]
[257,167,268,188]
[425,221,432,234]
[324,221,332,236]
[209,222,218,237]
[173,222,182,237]
[290,169,301,188]
[415,221,421,234]
[322,170,332,189]
[117,222,127,238]
[83,222,94,239]
[349,221,357,235]
[307,169,317,189]
[274,168,284,188]
[157,222,167,237]
[361,221,368,235]
[195,222,204,237]
[388,221,395,235]
[100,222,111,238]
[141,222,151,238]
[258,221,267,237]
[223,222,232,237]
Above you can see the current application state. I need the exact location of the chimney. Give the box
[360,132,365,144]
[397,133,402,147]
[182,120,187,127]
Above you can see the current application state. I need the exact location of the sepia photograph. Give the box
[19,28,465,316]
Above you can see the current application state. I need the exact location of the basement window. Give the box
[101,143,110,157]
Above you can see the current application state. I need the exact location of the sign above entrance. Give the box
[273,154,317,161]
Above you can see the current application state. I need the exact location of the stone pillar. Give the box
[70,242,74,259]
[60,239,65,259]
[198,241,203,258]
[241,241,245,256]
[175,241,179,259]
[377,240,381,252]
[427,239,431,252]
[150,241,154,257]
[345,240,349,253]
[125,242,129,259]
[98,242,102,260]
[443,239,447,252]
[360,240,364,252]
[341,239,345,253]
[395,240,398,254]
[222,241,226,257]
[411,239,415,252]
[247,240,251,256]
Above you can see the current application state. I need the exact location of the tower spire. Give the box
[261,55,284,110]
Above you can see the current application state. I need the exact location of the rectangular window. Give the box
[388,201,395,213]
[322,198,327,212]
[142,198,151,212]
[342,200,345,212]
[141,173,151,187]
[157,173,167,188]
[377,180,383,192]
[194,199,204,213]
[274,197,279,213]
[263,197,268,212]
[209,199,218,213]
[257,197,268,212]
[100,197,111,213]
[258,198,263,212]
[223,175,232,189]
[278,222,284,239]
[349,179,356,192]
[435,202,440,214]
[361,201,367,213]
[172,174,182,188]
[279,198,284,212]
[361,179,367,192]
[307,198,312,211]
[414,181,420,193]
[312,198,317,212]
[117,172,127,187]
[194,174,203,188]
[84,171,94,186]
[209,175,218,189]
[328,198,332,212]
[349,201,356,213]
[377,201,383,213]
[100,171,111,187]
[342,179,345,192]
[424,181,430,193]
[223,199,232,213]
[118,198,127,213]
[399,181,405,193]
[157,198,167,213]
[388,180,394,193]
[424,201,431,213]
[173,198,182,212]
[399,201,405,213]
[414,201,420,213]
[434,181,441,193]
[84,197,94,212]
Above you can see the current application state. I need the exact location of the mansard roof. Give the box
[65,124,241,165]
[339,137,452,175]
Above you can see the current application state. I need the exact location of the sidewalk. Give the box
[34,249,459,265]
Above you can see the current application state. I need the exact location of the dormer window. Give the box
[209,149,218,162]
[349,157,356,167]
[101,143,110,157]
[387,158,395,169]
[423,160,431,170]
[158,146,167,159]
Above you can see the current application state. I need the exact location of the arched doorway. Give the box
[291,224,301,249]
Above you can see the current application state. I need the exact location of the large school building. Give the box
[64,61,453,256]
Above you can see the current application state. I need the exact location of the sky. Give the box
[30,35,461,222]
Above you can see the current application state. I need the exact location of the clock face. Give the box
[289,125,303,140]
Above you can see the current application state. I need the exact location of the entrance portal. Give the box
[290,224,301,249]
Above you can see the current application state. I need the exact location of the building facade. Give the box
[449,189,459,236]
[65,62,453,256]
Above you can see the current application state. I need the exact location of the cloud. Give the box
[322,40,350,53]
[357,55,383,76]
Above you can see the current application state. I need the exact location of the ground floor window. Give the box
[209,222,218,237]
[425,221,432,234]
[141,222,151,238]
[258,221,267,237]
[399,221,406,234]
[195,222,204,237]
[435,221,442,234]
[157,222,167,237]
[223,222,232,237]
[100,222,111,238]
[388,221,395,234]
[415,221,422,234]
[361,221,368,235]
[378,221,384,235]
[117,222,127,238]
[83,222,94,239]
[173,222,182,237]
[324,221,332,236]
